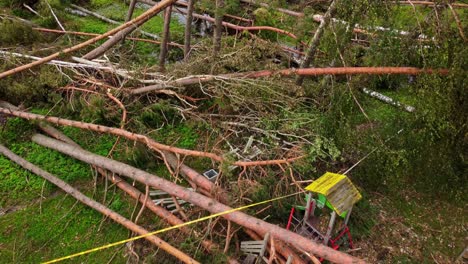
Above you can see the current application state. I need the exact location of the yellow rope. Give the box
[43,191,304,263]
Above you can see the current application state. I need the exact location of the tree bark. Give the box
[159,5,173,71]
[31,134,364,264]
[362,88,415,113]
[130,66,449,94]
[70,4,159,40]
[239,0,304,17]
[123,0,139,42]
[183,0,196,60]
[0,0,176,79]
[392,1,468,8]
[0,144,198,264]
[126,0,138,22]
[295,0,337,86]
[82,0,177,60]
[162,150,229,203]
[33,27,183,48]
[213,0,224,55]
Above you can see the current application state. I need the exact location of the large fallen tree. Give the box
[39,125,297,262]
[31,134,364,263]
[0,100,228,259]
[0,144,198,264]
[33,27,184,48]
[130,66,449,94]
[39,125,222,255]
[296,0,337,86]
[0,107,303,166]
[239,0,468,19]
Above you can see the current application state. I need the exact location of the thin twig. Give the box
[223,221,232,253]
[134,185,150,225]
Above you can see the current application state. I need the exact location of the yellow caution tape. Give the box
[43,191,304,264]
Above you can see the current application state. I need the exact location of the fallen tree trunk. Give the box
[0,144,198,264]
[240,0,304,17]
[126,0,138,22]
[296,0,337,86]
[0,0,176,79]
[183,0,196,60]
[163,150,304,262]
[34,27,184,48]
[448,4,467,42]
[217,67,449,77]
[362,88,415,113]
[213,0,224,55]
[312,14,431,40]
[163,151,216,193]
[124,0,139,42]
[69,4,159,40]
[240,0,467,19]
[83,0,177,60]
[0,107,302,167]
[130,66,450,94]
[0,50,157,82]
[159,4,173,71]
[39,125,218,250]
[392,1,468,8]
[162,151,229,203]
[32,134,364,264]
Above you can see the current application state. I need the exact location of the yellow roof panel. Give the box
[305,172,362,215]
[305,172,346,195]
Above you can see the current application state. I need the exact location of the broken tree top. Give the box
[305,172,362,215]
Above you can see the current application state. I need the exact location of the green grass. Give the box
[60,126,116,156]
[0,115,167,263]
[90,0,118,8]
[0,117,97,206]
[0,155,44,205]
[149,123,200,150]
[0,194,129,263]
[72,2,186,40]
[74,17,111,34]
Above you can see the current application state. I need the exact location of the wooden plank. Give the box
[242,241,264,245]
[259,232,270,258]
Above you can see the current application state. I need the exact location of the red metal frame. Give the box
[287,204,355,263]
[329,225,354,249]
[319,226,354,263]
